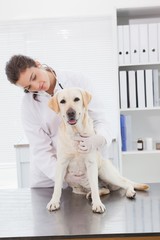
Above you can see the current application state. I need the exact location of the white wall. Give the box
[1,0,160,21]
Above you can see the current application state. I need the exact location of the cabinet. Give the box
[14,143,30,188]
[117,6,160,183]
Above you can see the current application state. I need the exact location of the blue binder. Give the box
[120,114,127,151]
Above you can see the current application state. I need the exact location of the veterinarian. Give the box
[5,54,113,188]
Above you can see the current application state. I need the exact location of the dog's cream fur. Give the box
[47,87,149,213]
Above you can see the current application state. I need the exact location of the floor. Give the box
[0,183,159,239]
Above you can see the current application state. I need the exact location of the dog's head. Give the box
[48,87,92,126]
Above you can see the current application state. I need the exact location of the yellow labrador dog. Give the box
[47,87,149,213]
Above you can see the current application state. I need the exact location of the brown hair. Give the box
[5,55,38,100]
[5,54,37,84]
[5,54,55,101]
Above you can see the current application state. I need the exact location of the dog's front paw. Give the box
[46,199,60,211]
[92,202,106,213]
[126,189,136,199]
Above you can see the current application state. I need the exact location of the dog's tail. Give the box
[133,183,149,191]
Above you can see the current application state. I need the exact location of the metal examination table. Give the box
[0,183,160,240]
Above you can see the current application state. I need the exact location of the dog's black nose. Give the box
[66,108,76,119]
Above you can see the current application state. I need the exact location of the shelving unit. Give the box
[117,6,160,183]
[120,106,160,112]
[122,150,160,155]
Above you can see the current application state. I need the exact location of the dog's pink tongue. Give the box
[68,119,76,125]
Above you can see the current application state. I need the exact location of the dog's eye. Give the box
[60,99,66,104]
[74,97,80,102]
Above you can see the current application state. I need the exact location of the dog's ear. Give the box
[48,95,60,113]
[81,90,92,108]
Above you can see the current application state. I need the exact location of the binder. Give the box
[139,24,149,63]
[125,115,132,151]
[119,71,128,109]
[130,24,139,64]
[145,69,154,108]
[120,114,132,151]
[137,70,146,108]
[128,71,137,108]
[123,25,130,65]
[148,23,158,62]
[117,25,124,65]
[158,23,160,62]
[152,69,160,107]
[120,114,127,151]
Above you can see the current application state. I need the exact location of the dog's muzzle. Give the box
[66,108,77,125]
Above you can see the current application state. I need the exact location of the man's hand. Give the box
[74,134,106,153]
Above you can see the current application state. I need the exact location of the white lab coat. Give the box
[21,70,113,188]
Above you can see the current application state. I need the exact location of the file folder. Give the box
[125,115,132,151]
[145,69,154,108]
[137,70,146,108]
[117,25,124,65]
[120,114,132,151]
[120,114,127,151]
[158,23,160,62]
[123,25,130,65]
[130,24,139,64]
[128,71,137,108]
[152,69,160,107]
[148,23,158,62]
[119,71,128,109]
[139,24,149,63]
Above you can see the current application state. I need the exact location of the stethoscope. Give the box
[44,64,64,90]
[43,64,64,90]
[58,82,63,89]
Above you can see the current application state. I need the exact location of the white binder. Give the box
[137,70,146,108]
[145,69,153,108]
[139,24,149,63]
[130,24,139,64]
[152,69,160,107]
[148,23,158,62]
[119,71,128,109]
[123,25,130,65]
[117,25,124,66]
[128,71,137,108]
[158,23,160,62]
